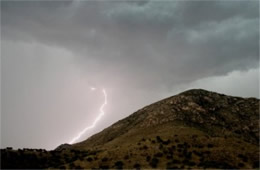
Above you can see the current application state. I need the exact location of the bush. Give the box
[58,165,66,169]
[156,136,163,142]
[155,152,163,157]
[101,157,108,162]
[124,155,129,160]
[237,154,248,162]
[163,139,171,145]
[207,144,214,148]
[171,159,181,164]
[146,156,151,162]
[150,157,159,168]
[87,157,93,162]
[238,162,244,168]
[133,163,141,169]
[166,155,172,159]
[204,151,211,155]
[184,151,192,159]
[253,161,259,168]
[114,161,124,169]
[200,161,234,169]
[99,165,109,169]
[143,145,148,150]
[177,144,184,148]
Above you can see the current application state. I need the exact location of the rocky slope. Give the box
[1,89,259,169]
[74,89,259,148]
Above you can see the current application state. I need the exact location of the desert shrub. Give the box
[200,161,234,169]
[177,144,184,148]
[199,156,205,162]
[193,150,203,157]
[183,142,191,148]
[166,155,172,159]
[182,159,196,166]
[171,145,176,150]
[204,151,211,155]
[102,157,108,162]
[163,139,171,145]
[114,161,124,169]
[143,145,148,150]
[192,135,198,139]
[175,139,180,143]
[182,159,189,164]
[99,165,109,169]
[58,165,66,169]
[69,162,76,169]
[168,149,173,155]
[155,152,163,157]
[159,144,164,150]
[124,155,129,160]
[238,162,244,168]
[149,157,159,168]
[207,144,214,148]
[156,136,163,143]
[171,159,181,164]
[141,138,146,142]
[166,166,178,169]
[177,149,182,153]
[237,154,248,162]
[146,155,151,162]
[253,161,259,168]
[87,157,93,162]
[166,161,179,169]
[184,151,192,159]
[186,160,196,166]
[81,151,89,157]
[75,165,82,169]
[163,148,168,154]
[193,144,204,148]
[133,163,141,169]
[234,129,242,134]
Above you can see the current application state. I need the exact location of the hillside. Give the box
[1,89,259,169]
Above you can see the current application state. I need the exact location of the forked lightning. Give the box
[69,88,107,144]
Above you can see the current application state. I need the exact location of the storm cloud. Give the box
[1,0,259,149]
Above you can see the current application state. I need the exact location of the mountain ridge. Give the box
[71,89,259,150]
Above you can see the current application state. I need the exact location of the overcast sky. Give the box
[1,0,259,150]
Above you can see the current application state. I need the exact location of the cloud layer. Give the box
[2,1,259,89]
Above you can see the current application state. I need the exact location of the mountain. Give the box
[1,89,259,169]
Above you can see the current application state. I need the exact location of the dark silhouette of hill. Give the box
[1,89,259,169]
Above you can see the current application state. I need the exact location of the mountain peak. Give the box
[73,89,258,149]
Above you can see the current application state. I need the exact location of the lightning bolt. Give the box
[69,88,107,144]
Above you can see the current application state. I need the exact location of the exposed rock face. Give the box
[75,89,259,148]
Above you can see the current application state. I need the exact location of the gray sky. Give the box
[1,0,259,150]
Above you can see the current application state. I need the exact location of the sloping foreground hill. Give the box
[1,89,259,169]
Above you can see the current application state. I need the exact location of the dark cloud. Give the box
[2,0,258,90]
